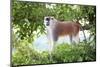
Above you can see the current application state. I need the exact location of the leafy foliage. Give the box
[12,42,96,66]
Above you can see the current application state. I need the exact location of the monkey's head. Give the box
[44,16,57,27]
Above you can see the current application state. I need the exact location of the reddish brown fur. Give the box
[54,21,80,37]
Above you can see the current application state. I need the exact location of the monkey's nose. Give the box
[46,18,50,21]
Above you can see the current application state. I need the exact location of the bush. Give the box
[12,42,96,66]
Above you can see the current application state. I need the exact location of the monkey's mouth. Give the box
[46,22,49,26]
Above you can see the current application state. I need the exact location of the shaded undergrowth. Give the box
[12,42,96,66]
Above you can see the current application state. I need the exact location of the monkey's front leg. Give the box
[47,29,55,62]
[47,29,55,52]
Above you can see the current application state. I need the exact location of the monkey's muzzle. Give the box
[46,21,49,26]
[45,17,50,26]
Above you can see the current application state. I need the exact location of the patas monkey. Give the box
[44,16,84,52]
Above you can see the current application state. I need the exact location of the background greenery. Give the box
[12,0,96,66]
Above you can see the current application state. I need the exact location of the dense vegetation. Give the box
[12,0,96,66]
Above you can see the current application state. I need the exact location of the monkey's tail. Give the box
[76,21,87,43]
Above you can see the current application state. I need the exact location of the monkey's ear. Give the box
[51,17,53,20]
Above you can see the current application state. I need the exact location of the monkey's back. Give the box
[54,22,80,36]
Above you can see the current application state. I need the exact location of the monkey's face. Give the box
[44,16,55,27]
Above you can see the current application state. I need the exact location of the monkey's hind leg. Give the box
[69,35,78,45]
[73,33,80,44]
[69,35,74,44]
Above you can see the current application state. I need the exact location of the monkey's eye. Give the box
[51,17,54,20]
